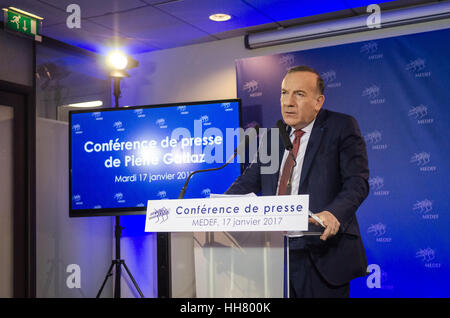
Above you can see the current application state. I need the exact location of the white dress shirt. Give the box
[277,117,316,195]
[277,117,316,237]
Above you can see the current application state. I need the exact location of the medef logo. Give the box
[156,118,167,128]
[72,194,83,206]
[364,130,388,151]
[177,105,189,115]
[408,104,433,125]
[114,192,125,203]
[415,248,441,269]
[134,108,146,118]
[72,124,83,134]
[410,152,436,172]
[367,223,392,243]
[148,207,169,224]
[113,121,125,132]
[321,70,341,88]
[221,102,234,112]
[369,176,389,196]
[362,85,385,104]
[157,190,167,199]
[360,41,383,60]
[243,80,262,97]
[279,54,295,70]
[198,115,211,126]
[92,112,103,120]
[405,58,431,78]
[413,199,438,220]
[201,188,211,198]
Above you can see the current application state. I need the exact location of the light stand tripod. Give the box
[96,77,144,298]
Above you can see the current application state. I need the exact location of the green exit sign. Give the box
[3,8,42,42]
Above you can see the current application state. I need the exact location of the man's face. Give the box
[280,71,325,130]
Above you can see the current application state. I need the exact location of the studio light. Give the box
[97,48,143,298]
[106,50,128,70]
[104,49,139,107]
[105,49,139,78]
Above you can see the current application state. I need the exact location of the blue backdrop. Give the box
[236,28,450,297]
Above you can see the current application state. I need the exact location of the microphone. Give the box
[276,120,296,195]
[178,126,260,199]
[276,119,293,151]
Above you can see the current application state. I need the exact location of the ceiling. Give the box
[0,0,443,54]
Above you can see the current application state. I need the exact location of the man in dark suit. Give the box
[226,66,369,297]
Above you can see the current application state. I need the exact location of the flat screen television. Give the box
[69,99,242,217]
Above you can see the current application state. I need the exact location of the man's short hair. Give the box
[286,65,325,95]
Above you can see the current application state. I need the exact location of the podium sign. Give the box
[145,195,309,232]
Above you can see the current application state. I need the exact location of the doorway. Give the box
[0,81,35,297]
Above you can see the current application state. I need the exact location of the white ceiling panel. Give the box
[90,6,217,49]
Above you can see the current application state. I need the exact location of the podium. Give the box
[145,194,323,298]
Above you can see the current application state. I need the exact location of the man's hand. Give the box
[309,211,340,241]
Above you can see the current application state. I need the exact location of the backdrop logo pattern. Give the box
[362,85,385,104]
[321,70,341,88]
[364,130,388,150]
[416,248,441,269]
[243,80,262,97]
[360,41,383,60]
[369,176,389,196]
[413,199,438,220]
[367,223,392,243]
[279,54,295,70]
[410,152,436,172]
[405,58,431,78]
[408,104,434,125]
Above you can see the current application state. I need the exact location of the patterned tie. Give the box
[277,129,305,195]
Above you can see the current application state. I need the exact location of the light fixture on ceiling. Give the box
[209,13,231,22]
[245,2,450,49]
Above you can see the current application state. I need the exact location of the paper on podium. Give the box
[212,193,324,236]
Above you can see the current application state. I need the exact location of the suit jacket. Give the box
[226,108,369,286]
